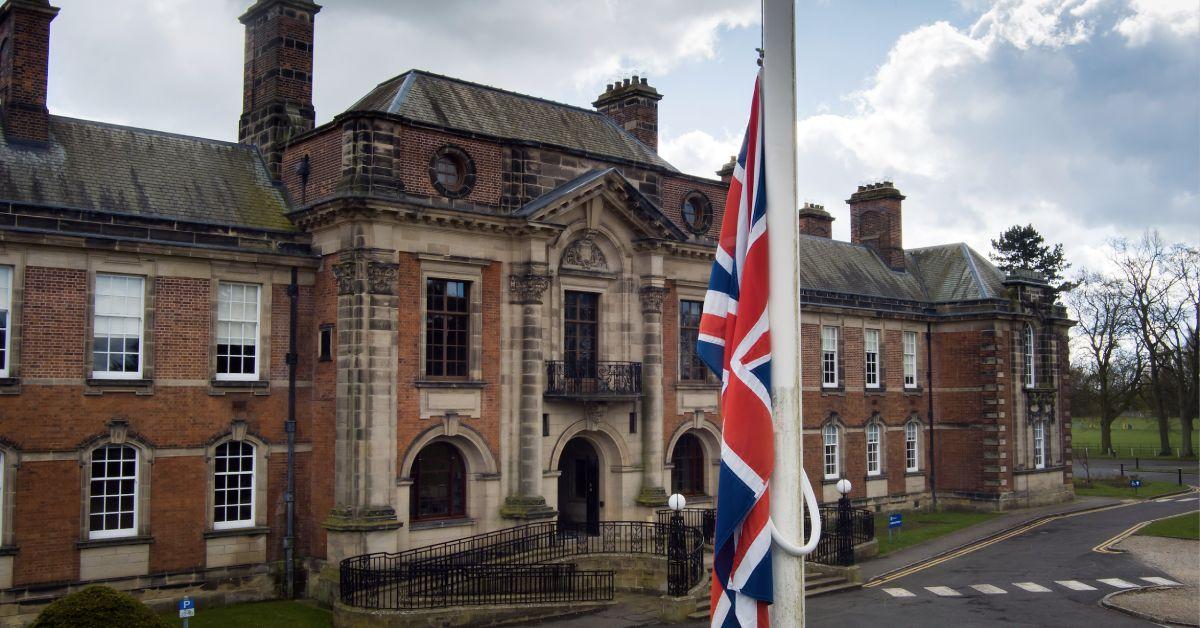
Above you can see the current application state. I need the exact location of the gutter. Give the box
[927,321,937,509]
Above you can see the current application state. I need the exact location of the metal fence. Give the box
[655,507,716,544]
[805,503,875,567]
[340,520,706,610]
[545,360,642,397]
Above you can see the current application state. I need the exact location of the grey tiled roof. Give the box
[798,236,1005,304]
[348,70,676,171]
[0,116,293,231]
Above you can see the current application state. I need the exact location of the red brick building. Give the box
[0,0,1072,617]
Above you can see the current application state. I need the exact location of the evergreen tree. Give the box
[990,224,1070,288]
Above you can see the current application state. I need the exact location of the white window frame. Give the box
[0,266,11,378]
[1023,324,1036,388]
[87,444,139,540]
[905,422,920,472]
[822,423,840,479]
[1033,420,1046,469]
[903,331,917,389]
[864,329,880,389]
[866,422,881,476]
[213,440,256,530]
[216,282,262,381]
[821,326,839,388]
[92,274,145,380]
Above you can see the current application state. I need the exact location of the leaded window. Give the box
[564,291,598,379]
[679,300,707,381]
[426,279,470,378]
[214,441,255,530]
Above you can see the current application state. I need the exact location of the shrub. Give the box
[32,585,169,628]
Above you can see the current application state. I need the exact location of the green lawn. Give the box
[1138,513,1200,540]
[1073,477,1184,500]
[162,600,330,628]
[873,510,1001,556]
[1073,416,1198,460]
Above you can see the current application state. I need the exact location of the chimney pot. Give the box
[0,0,59,144]
[594,73,662,152]
[847,181,906,270]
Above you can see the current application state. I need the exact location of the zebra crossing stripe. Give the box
[969,584,1007,595]
[883,588,915,598]
[925,586,961,597]
[1098,578,1138,588]
[1055,580,1097,591]
[1140,576,1182,586]
[1013,582,1051,593]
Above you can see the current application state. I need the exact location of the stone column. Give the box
[500,272,557,520]
[637,284,669,506]
[323,249,402,562]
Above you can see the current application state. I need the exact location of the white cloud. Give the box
[1114,0,1200,46]
[791,0,1199,270]
[659,129,742,179]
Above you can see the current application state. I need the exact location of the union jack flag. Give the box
[698,72,774,627]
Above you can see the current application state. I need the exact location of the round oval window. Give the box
[428,146,476,198]
[434,155,462,190]
[681,193,712,235]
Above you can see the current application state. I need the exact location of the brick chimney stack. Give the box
[593,75,662,152]
[238,0,320,179]
[716,156,736,184]
[799,203,834,239]
[848,181,906,270]
[0,0,58,144]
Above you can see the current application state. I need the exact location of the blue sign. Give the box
[178,598,195,618]
[1130,479,1142,488]
[888,513,903,529]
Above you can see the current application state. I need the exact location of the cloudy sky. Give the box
[44,0,1198,272]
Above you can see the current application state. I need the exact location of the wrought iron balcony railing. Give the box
[545,360,642,399]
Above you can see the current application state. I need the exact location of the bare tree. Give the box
[1068,271,1143,455]
[1163,245,1199,457]
[1112,231,1185,456]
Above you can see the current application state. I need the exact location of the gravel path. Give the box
[1107,535,1200,626]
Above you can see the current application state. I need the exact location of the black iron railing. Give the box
[545,361,642,398]
[340,520,705,610]
[656,507,716,544]
[805,503,875,566]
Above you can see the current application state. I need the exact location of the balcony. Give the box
[545,361,642,400]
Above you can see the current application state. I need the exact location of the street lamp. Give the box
[835,478,853,565]
[667,493,686,595]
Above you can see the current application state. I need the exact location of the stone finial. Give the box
[509,274,552,304]
[639,285,668,313]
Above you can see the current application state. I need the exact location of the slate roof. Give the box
[797,235,1006,305]
[348,70,676,171]
[0,116,293,231]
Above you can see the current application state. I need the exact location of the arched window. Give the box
[905,422,920,472]
[671,433,706,496]
[1033,420,1047,469]
[1023,324,1036,388]
[214,441,255,530]
[410,442,466,521]
[866,422,881,476]
[88,444,138,539]
[822,424,840,480]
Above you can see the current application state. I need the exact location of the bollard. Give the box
[1135,457,1139,470]
[1120,463,1124,476]
[1180,468,1184,486]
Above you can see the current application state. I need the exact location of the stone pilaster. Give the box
[323,249,402,562]
[500,272,557,520]
[636,284,669,506]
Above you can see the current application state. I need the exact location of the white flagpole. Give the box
[762,0,805,626]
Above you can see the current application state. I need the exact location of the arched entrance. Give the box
[557,437,600,534]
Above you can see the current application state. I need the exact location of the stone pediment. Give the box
[517,168,687,242]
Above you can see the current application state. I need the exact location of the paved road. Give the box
[807,492,1199,627]
[1083,457,1199,487]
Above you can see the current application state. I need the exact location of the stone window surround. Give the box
[77,435,154,543]
[417,256,487,383]
[0,445,15,548]
[821,325,840,389]
[820,416,844,481]
[205,429,270,534]
[0,250,22,388]
[428,144,478,199]
[550,274,618,364]
[664,421,721,498]
[863,327,882,390]
[904,419,921,473]
[674,283,718,387]
[84,258,157,392]
[813,314,923,393]
[210,266,276,387]
[865,419,883,477]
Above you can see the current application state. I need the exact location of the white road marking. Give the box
[883,588,915,598]
[1098,578,1138,588]
[1012,582,1051,593]
[969,584,1007,595]
[1055,580,1097,591]
[1175,497,1198,502]
[925,586,961,597]
[1140,576,1182,586]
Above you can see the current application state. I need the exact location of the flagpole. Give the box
[761,0,805,625]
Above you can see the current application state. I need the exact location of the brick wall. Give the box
[20,266,85,378]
